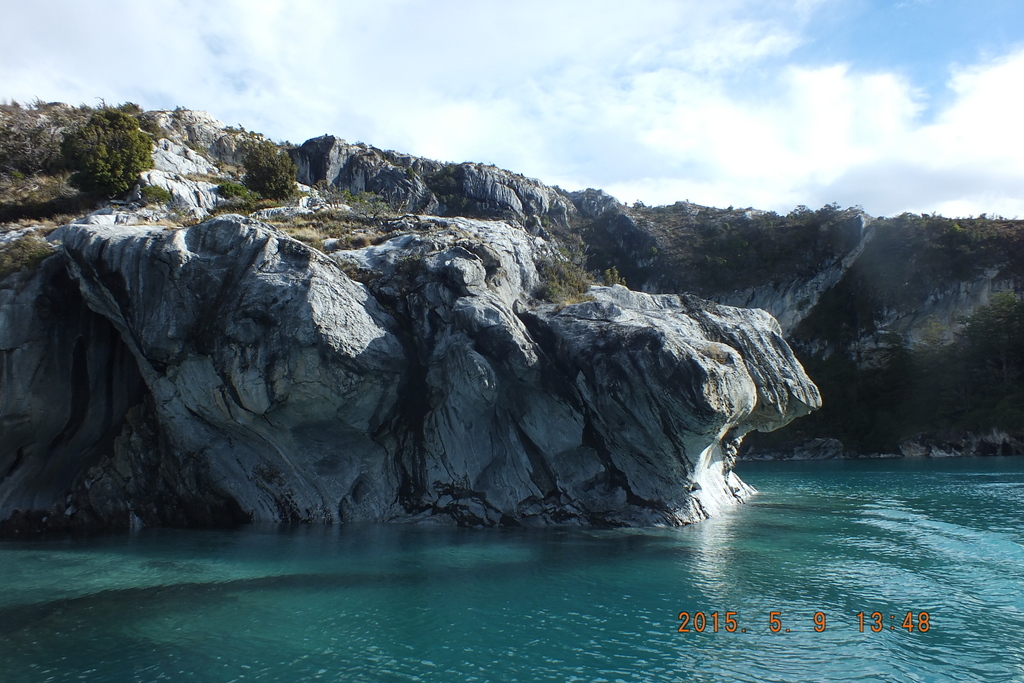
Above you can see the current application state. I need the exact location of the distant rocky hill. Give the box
[555,198,1024,457]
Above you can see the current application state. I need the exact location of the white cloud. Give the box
[1,0,1022,217]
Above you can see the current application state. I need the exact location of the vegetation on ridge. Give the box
[1,100,161,221]
[557,201,866,296]
[241,137,297,200]
[793,212,1024,349]
[60,109,153,196]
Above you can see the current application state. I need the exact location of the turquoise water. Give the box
[2,457,1024,682]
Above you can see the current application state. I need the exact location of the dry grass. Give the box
[183,173,225,184]
[2,215,73,232]
[261,208,391,252]
[0,172,94,223]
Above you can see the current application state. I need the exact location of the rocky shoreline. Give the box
[741,430,1024,461]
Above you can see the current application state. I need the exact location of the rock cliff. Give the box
[0,214,818,534]
[290,136,576,230]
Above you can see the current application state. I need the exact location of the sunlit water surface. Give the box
[2,457,1024,682]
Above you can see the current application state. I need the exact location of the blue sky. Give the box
[794,0,1024,112]
[2,0,1023,218]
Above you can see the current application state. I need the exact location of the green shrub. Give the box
[217,182,255,201]
[140,185,172,205]
[60,109,153,196]
[603,266,626,286]
[136,115,163,137]
[116,102,143,115]
[241,138,297,200]
[342,189,397,221]
[211,182,260,215]
[0,235,54,280]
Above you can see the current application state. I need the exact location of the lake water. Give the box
[1,457,1023,682]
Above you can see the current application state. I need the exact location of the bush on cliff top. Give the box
[60,109,153,197]
[0,100,94,177]
[241,138,297,201]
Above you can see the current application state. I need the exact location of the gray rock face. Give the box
[60,217,407,528]
[290,136,577,229]
[152,138,220,177]
[139,110,246,165]
[0,256,145,525]
[568,188,623,220]
[0,214,819,533]
[290,135,439,213]
[129,137,225,220]
[137,170,221,219]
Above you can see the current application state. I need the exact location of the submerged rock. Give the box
[0,214,819,533]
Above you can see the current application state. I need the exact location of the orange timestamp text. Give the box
[677,610,930,634]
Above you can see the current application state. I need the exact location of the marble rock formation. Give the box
[0,214,819,533]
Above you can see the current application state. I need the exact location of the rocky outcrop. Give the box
[151,138,219,177]
[0,214,819,533]
[135,170,221,219]
[289,136,577,229]
[128,137,225,220]
[289,135,440,213]
[138,109,246,166]
[566,194,661,282]
[568,199,877,337]
[568,189,623,220]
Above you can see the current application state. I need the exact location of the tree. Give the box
[241,138,297,200]
[963,291,1024,386]
[603,266,627,286]
[60,109,153,196]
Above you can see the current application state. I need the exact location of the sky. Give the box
[2,0,1024,218]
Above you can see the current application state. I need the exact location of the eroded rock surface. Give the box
[0,214,819,533]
